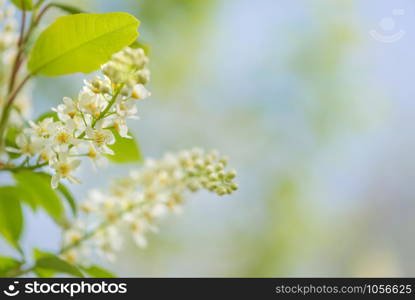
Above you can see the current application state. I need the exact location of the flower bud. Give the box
[216,187,227,196]
[206,165,215,174]
[230,183,239,191]
[208,173,219,181]
[226,169,237,180]
[215,163,224,172]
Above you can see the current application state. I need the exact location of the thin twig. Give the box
[0,162,48,172]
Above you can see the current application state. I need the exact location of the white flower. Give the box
[81,189,106,213]
[38,145,56,163]
[84,76,111,95]
[78,88,107,118]
[50,153,81,189]
[95,226,122,262]
[13,93,31,116]
[86,144,108,168]
[85,120,115,155]
[50,120,78,147]
[64,229,83,246]
[131,223,148,248]
[9,132,44,157]
[112,116,130,138]
[53,97,78,121]
[29,117,55,137]
[115,99,138,119]
[131,84,151,100]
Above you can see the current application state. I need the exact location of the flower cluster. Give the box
[61,148,238,263]
[0,0,31,126]
[8,47,151,188]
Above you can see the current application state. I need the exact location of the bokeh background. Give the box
[2,0,415,276]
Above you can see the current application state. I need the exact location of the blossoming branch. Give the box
[0,0,238,278]
[7,47,151,188]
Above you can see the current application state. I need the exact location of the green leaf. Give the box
[81,265,116,278]
[36,111,58,122]
[0,187,23,249]
[5,126,22,159]
[50,2,86,14]
[13,171,64,221]
[0,256,22,277]
[28,12,140,76]
[11,0,33,10]
[33,249,55,277]
[33,249,57,277]
[107,129,143,163]
[35,252,84,277]
[5,126,19,147]
[36,172,76,216]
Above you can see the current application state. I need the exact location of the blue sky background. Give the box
[2,0,415,276]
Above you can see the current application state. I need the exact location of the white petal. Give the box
[71,159,81,169]
[51,174,60,189]
[101,145,114,155]
[68,175,81,185]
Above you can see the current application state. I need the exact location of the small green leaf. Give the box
[107,129,143,163]
[5,127,21,159]
[81,265,116,278]
[36,111,58,122]
[0,187,23,249]
[50,2,86,14]
[13,171,64,221]
[0,256,22,277]
[35,252,84,277]
[11,0,33,10]
[28,12,140,76]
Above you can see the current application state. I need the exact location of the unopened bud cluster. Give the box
[176,148,238,195]
[61,148,238,264]
[102,47,150,87]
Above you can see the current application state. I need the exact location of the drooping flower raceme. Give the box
[0,1,241,278]
[8,47,151,188]
[61,148,238,263]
